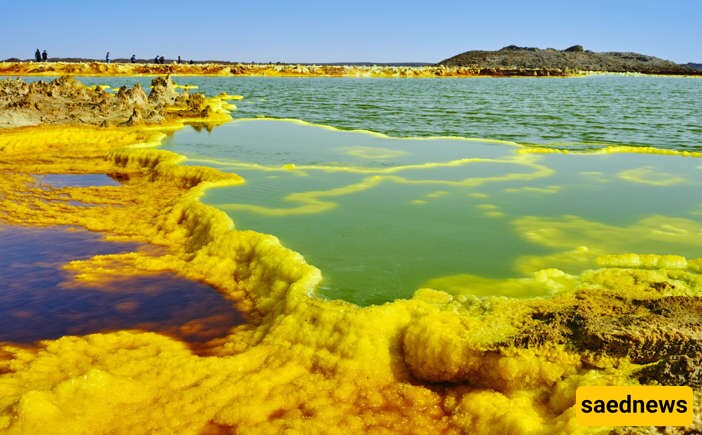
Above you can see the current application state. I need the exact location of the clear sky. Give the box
[2,0,700,63]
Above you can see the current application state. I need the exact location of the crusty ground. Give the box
[0,75,213,128]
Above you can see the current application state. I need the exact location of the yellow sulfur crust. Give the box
[0,61,582,79]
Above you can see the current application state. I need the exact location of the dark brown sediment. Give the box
[509,290,702,388]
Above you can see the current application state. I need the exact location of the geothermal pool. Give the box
[1,74,700,433]
[164,119,702,305]
[0,225,244,344]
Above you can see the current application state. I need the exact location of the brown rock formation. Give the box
[511,290,702,388]
[0,75,216,128]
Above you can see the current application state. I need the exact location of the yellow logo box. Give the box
[576,386,694,426]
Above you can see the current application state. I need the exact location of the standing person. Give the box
[177,55,181,64]
[35,49,41,62]
[105,51,110,63]
[130,54,136,63]
[154,55,159,64]
[41,50,47,62]
[159,55,165,64]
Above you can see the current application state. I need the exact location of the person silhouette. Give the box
[130,54,136,63]
[105,51,110,63]
[35,49,41,62]
[41,50,47,62]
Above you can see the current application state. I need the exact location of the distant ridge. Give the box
[3,51,697,75]
[439,45,699,75]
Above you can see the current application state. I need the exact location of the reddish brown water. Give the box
[0,225,245,345]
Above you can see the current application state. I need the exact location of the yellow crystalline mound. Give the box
[513,214,702,274]
[402,310,580,387]
[423,269,577,298]
[449,391,545,434]
[0,313,454,433]
[595,253,688,269]
[0,125,151,153]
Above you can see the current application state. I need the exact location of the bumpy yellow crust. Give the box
[0,61,579,78]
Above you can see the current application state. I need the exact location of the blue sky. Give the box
[2,0,700,63]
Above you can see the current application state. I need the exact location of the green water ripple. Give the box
[31,74,702,150]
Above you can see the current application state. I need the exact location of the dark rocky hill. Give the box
[439,45,700,75]
[687,63,702,71]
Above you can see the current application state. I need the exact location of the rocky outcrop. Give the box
[0,75,215,128]
[148,76,179,106]
[510,290,702,388]
[439,45,700,75]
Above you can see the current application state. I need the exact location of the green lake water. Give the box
[37,75,701,305]
[65,74,702,150]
